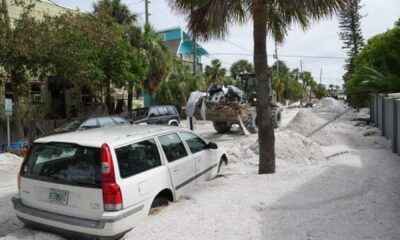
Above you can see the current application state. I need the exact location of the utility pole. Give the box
[319,68,323,84]
[144,0,149,26]
[300,60,306,102]
[274,41,279,73]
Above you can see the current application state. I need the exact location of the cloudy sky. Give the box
[53,0,399,87]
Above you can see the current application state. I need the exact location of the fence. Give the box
[370,94,400,155]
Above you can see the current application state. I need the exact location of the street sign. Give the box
[5,98,12,116]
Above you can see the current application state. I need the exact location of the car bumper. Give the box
[12,196,148,238]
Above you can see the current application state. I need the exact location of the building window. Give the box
[81,87,93,105]
[30,82,43,103]
[183,54,192,62]
[5,83,13,99]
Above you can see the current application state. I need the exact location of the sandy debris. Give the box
[312,97,348,119]
[0,153,22,173]
[283,109,336,137]
[275,130,326,164]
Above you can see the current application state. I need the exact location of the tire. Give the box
[217,156,228,173]
[151,197,169,208]
[271,107,282,129]
[213,121,232,134]
[170,121,179,126]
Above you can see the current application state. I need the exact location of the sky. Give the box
[51,0,400,87]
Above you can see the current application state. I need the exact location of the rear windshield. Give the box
[22,143,101,188]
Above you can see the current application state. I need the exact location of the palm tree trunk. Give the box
[253,0,275,174]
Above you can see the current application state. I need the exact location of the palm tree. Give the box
[169,0,345,174]
[205,59,227,86]
[230,59,254,79]
[141,24,174,106]
[93,0,136,25]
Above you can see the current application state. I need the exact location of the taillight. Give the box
[101,144,122,211]
[18,144,32,193]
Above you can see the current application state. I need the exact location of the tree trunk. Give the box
[192,32,198,75]
[105,78,112,114]
[127,82,133,117]
[253,0,275,174]
[11,72,25,141]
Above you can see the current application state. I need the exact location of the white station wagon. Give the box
[13,125,227,239]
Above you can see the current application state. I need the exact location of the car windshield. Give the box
[58,119,85,132]
[22,143,101,188]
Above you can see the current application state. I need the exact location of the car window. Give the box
[111,116,128,124]
[166,106,177,115]
[98,117,114,127]
[23,143,101,187]
[158,133,188,162]
[115,139,161,178]
[80,118,98,130]
[180,132,207,154]
[148,107,159,117]
[132,108,149,119]
[158,107,168,116]
[59,119,84,132]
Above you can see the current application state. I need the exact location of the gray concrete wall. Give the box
[374,96,379,124]
[372,95,400,155]
[377,96,384,133]
[396,100,400,155]
[370,97,375,123]
[384,97,394,140]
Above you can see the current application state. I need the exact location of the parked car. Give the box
[131,105,180,126]
[13,125,227,239]
[54,116,129,133]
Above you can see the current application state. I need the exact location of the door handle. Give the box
[173,168,179,173]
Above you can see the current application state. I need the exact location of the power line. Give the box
[204,55,233,66]
[225,40,253,53]
[209,52,346,60]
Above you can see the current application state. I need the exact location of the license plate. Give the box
[48,189,69,205]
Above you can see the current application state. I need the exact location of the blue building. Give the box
[158,26,208,72]
[144,27,208,107]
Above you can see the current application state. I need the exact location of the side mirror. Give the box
[149,113,155,118]
[207,142,218,149]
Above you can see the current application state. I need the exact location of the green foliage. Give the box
[156,59,205,108]
[346,19,400,107]
[93,0,137,25]
[339,0,364,82]
[230,60,253,79]
[141,24,174,94]
[314,84,328,99]
[205,59,226,86]
[269,61,324,102]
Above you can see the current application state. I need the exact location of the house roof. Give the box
[158,27,208,56]
[165,40,181,55]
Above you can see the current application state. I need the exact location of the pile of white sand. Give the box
[250,130,326,165]
[284,109,335,137]
[0,153,23,172]
[275,130,326,164]
[312,97,348,120]
[218,136,258,162]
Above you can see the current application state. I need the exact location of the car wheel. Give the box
[217,156,228,173]
[170,121,179,126]
[151,197,169,208]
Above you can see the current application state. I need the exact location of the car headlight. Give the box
[253,98,257,102]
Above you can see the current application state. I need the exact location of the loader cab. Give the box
[239,74,277,106]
